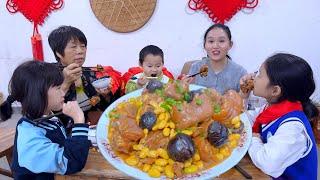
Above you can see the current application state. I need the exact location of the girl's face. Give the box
[57,38,87,66]
[141,54,164,77]
[46,85,65,114]
[253,64,279,102]
[204,28,232,62]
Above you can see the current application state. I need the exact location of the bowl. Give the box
[92,77,110,89]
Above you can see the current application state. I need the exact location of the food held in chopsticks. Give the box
[199,65,209,77]
[83,64,104,72]
[96,64,104,72]
[240,78,254,94]
[188,65,209,78]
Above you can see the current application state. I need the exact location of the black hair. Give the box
[0,61,64,121]
[139,45,164,65]
[203,23,232,59]
[48,26,87,62]
[264,53,319,119]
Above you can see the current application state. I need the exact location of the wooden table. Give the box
[0,127,15,177]
[56,148,270,180]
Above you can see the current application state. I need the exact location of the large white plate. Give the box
[96,84,252,180]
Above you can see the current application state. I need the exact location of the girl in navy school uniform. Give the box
[240,53,318,180]
[0,61,91,180]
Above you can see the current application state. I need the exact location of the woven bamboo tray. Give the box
[90,0,157,33]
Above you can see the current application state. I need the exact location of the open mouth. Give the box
[212,51,220,55]
[150,74,157,77]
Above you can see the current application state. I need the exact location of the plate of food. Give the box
[96,80,252,179]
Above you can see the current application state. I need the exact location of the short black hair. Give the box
[265,53,318,119]
[139,45,164,65]
[9,61,64,119]
[48,26,87,62]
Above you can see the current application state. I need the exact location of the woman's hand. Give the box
[62,101,85,124]
[61,63,82,92]
[180,74,194,84]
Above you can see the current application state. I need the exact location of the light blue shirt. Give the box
[189,57,247,94]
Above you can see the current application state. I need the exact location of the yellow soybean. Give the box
[184,165,198,174]
[163,128,170,136]
[148,150,158,158]
[165,165,174,178]
[142,164,151,172]
[125,156,138,166]
[148,168,161,178]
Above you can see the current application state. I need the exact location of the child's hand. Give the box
[95,85,111,98]
[252,133,261,139]
[239,73,255,99]
[137,76,148,87]
[62,101,85,124]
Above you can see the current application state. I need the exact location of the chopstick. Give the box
[58,65,102,72]
[33,104,89,122]
[234,165,252,179]
[187,71,202,78]
[34,112,63,122]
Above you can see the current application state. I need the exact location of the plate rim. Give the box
[96,85,252,180]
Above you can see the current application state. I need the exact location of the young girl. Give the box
[0,61,90,179]
[123,45,174,94]
[240,53,318,179]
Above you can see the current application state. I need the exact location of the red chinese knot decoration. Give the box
[188,0,258,24]
[6,0,64,61]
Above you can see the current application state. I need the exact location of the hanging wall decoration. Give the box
[6,0,64,61]
[90,0,157,33]
[188,0,258,24]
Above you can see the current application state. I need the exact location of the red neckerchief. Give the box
[252,100,303,133]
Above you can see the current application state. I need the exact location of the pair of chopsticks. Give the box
[187,71,202,78]
[234,165,252,179]
[33,103,90,123]
[58,65,103,72]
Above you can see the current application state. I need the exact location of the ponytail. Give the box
[0,95,15,121]
[301,99,319,120]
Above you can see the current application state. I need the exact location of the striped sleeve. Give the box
[17,122,90,175]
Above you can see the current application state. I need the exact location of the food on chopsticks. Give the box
[96,64,104,72]
[240,78,254,94]
[199,65,209,77]
[187,65,209,78]
[107,80,244,178]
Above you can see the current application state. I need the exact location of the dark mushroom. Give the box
[167,133,195,162]
[146,79,163,92]
[207,121,229,147]
[139,111,157,130]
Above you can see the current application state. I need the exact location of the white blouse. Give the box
[241,107,311,178]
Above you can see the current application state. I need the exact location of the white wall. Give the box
[1,0,320,101]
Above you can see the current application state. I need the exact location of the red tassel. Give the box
[31,26,44,61]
